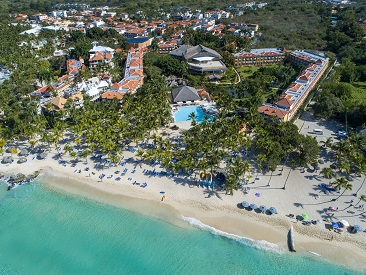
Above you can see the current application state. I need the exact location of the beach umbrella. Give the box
[269,207,277,214]
[259,205,266,213]
[249,203,257,210]
[2,156,13,164]
[302,213,309,220]
[38,152,47,159]
[331,221,339,229]
[340,220,349,227]
[18,149,29,156]
[353,225,362,232]
[241,201,249,208]
[17,157,27,164]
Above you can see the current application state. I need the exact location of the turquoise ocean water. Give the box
[0,180,363,275]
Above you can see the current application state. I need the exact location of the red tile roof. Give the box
[258,105,288,119]
[101,92,124,100]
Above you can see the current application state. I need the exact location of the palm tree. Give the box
[70,151,78,162]
[80,149,90,163]
[320,137,333,149]
[8,147,17,160]
[0,139,6,148]
[354,195,366,207]
[29,139,37,149]
[332,178,352,201]
[188,112,197,126]
[320,167,333,179]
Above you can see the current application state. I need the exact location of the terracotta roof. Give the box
[111,82,122,90]
[307,64,318,71]
[34,86,50,94]
[258,105,288,119]
[277,97,293,107]
[288,83,302,92]
[101,92,124,100]
[50,97,67,110]
[129,69,144,77]
[89,52,104,61]
[121,80,141,92]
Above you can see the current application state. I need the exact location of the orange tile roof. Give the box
[121,80,141,92]
[34,86,50,94]
[277,97,293,107]
[101,92,124,100]
[89,52,104,61]
[288,83,302,92]
[129,69,144,77]
[258,105,288,119]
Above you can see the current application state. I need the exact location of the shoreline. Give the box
[1,148,366,272]
[15,166,366,272]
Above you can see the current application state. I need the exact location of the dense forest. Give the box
[313,7,366,129]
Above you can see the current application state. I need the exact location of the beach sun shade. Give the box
[250,204,257,210]
[302,213,309,220]
[259,205,266,212]
[269,207,277,214]
[241,201,249,208]
[331,221,339,229]
[340,220,349,227]
[353,225,362,232]
[255,193,260,197]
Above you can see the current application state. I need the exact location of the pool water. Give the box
[174,106,212,123]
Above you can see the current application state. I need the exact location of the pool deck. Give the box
[170,102,216,129]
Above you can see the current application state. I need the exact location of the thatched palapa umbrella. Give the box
[2,156,13,164]
[18,149,29,156]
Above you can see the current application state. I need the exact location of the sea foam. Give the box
[180,215,283,253]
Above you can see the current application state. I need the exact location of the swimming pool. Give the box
[174,106,212,123]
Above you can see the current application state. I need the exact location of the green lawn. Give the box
[236,65,278,79]
[236,66,261,79]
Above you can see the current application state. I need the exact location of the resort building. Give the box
[104,47,144,100]
[169,44,227,74]
[88,42,115,70]
[66,58,85,75]
[258,51,329,122]
[158,43,177,54]
[171,86,201,103]
[290,50,326,67]
[233,48,286,67]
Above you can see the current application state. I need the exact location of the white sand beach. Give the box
[1,142,366,271]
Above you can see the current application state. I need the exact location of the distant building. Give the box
[233,48,286,67]
[158,43,177,54]
[66,58,85,75]
[290,50,327,67]
[32,13,48,21]
[126,37,152,50]
[170,44,227,74]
